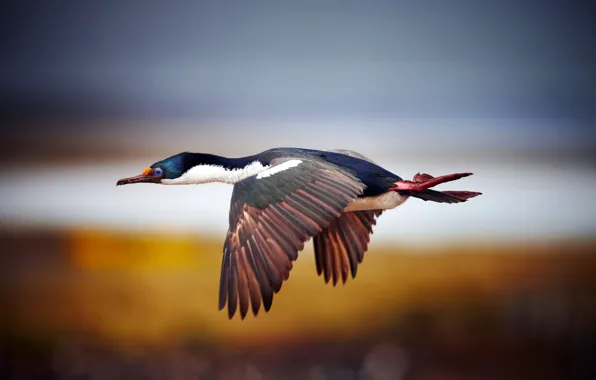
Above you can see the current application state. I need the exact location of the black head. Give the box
[116,152,195,186]
[116,152,238,186]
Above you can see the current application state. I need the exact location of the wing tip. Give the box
[263,300,273,312]
[218,295,227,311]
[222,304,271,319]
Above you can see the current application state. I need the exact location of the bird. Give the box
[117,147,481,319]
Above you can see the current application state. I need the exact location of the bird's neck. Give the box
[162,153,268,185]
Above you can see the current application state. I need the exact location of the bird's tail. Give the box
[390,172,482,203]
[401,189,481,203]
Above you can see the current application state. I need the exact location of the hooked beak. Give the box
[117,167,161,186]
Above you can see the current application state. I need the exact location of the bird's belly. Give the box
[343,192,409,212]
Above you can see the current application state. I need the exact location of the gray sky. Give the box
[2,1,595,121]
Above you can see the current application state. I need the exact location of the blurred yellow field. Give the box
[4,229,595,351]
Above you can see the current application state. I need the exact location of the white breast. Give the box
[161,161,268,185]
[343,192,409,212]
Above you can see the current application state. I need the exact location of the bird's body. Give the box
[117,147,481,319]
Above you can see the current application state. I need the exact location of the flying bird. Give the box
[117,147,481,319]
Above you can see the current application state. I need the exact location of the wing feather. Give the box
[219,158,365,318]
[313,210,383,284]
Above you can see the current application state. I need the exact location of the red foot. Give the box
[413,172,435,182]
[389,172,481,203]
[390,172,473,192]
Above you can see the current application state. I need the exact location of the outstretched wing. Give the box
[219,158,365,319]
[313,210,383,285]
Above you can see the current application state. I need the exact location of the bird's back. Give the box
[260,148,402,197]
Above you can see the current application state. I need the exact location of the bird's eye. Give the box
[153,168,163,176]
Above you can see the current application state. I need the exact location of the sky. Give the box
[1,1,595,124]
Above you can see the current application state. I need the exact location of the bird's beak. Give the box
[116,167,160,186]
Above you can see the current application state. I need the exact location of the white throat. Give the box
[161,161,269,185]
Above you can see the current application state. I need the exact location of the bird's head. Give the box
[116,153,189,186]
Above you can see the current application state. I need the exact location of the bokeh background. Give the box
[1,1,595,379]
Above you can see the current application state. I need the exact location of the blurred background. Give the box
[1,1,595,379]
